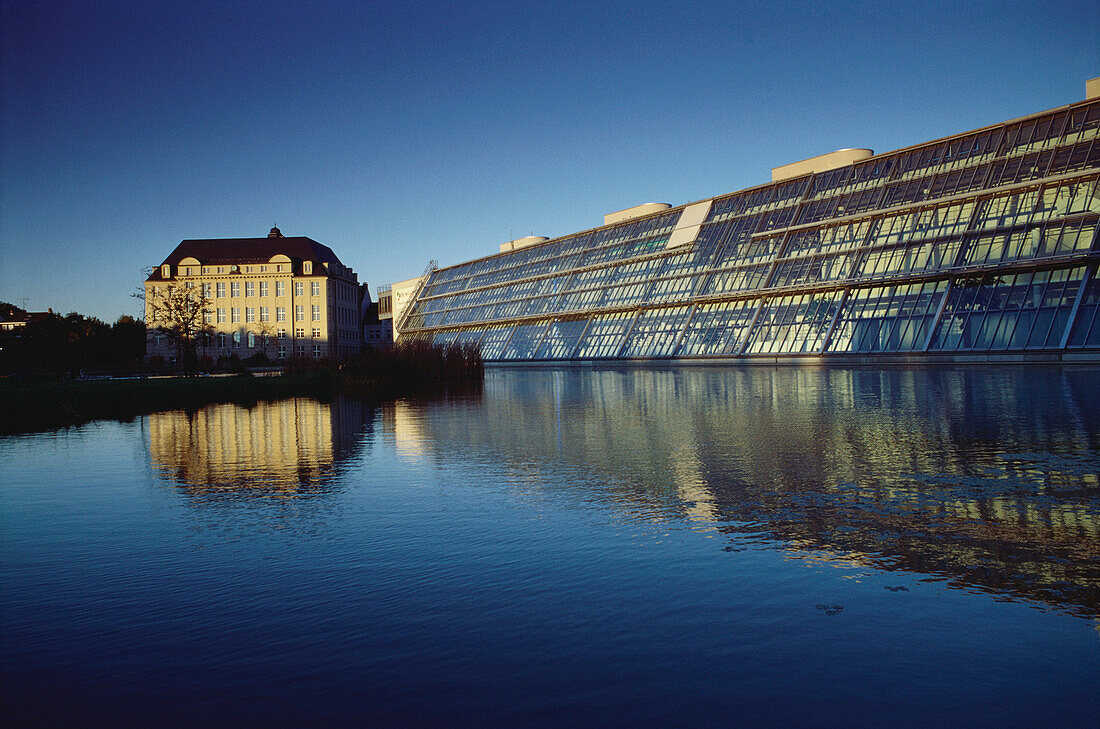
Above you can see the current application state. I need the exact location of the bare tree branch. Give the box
[143,282,212,371]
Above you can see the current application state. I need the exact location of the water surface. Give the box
[2,366,1098,727]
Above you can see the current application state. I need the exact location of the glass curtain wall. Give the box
[402,99,1100,361]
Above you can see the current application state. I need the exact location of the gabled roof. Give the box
[147,237,344,281]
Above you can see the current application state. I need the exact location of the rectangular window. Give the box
[304,261,313,274]
[217,308,226,323]
[202,283,212,298]
[295,281,304,297]
[259,281,268,297]
[260,265,268,273]
[277,328,286,339]
[297,344,307,357]
[312,344,321,357]
[311,304,320,321]
[276,281,285,297]
[245,307,255,322]
[231,307,240,323]
[260,306,269,321]
[295,327,305,339]
[245,281,254,297]
[311,281,320,296]
[231,281,240,297]
[278,345,286,358]
[203,310,212,324]
[277,264,284,273]
[312,328,321,339]
[276,307,286,322]
[295,305,304,321]
[216,282,225,298]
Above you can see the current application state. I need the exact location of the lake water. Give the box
[2,366,1098,728]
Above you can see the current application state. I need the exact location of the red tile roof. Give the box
[147,237,345,281]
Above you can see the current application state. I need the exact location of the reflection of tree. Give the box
[803,297,837,334]
[943,274,1004,348]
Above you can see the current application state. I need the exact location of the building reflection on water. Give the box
[146,398,374,496]
[401,367,1100,618]
[146,368,1099,617]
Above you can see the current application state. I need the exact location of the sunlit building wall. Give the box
[398,84,1100,362]
[145,227,363,361]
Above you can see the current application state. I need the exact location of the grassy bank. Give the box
[0,341,483,436]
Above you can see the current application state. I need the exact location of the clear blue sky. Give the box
[1,0,1097,322]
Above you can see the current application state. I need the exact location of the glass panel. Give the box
[930,266,1087,351]
[478,326,516,361]
[620,307,692,358]
[499,322,549,360]
[785,221,871,258]
[533,319,588,360]
[744,291,844,354]
[644,275,700,304]
[701,263,772,295]
[826,281,947,353]
[574,312,636,359]
[771,253,854,288]
[675,300,758,356]
[452,329,485,348]
[1067,268,1100,347]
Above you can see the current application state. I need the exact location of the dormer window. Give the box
[304,261,313,274]
[161,264,171,278]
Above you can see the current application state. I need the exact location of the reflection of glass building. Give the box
[399,368,1100,617]
[399,86,1100,362]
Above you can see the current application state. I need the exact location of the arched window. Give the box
[233,331,241,347]
[247,331,256,347]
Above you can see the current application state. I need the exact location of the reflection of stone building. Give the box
[390,367,1100,617]
[147,398,372,495]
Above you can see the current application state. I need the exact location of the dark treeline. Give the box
[0,303,146,376]
[0,341,484,435]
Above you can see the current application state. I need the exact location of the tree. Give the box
[141,282,211,374]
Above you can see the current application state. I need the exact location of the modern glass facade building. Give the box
[399,89,1100,363]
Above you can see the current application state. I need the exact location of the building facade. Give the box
[397,85,1100,363]
[360,284,394,349]
[145,228,362,362]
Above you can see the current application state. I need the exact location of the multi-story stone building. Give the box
[145,227,362,362]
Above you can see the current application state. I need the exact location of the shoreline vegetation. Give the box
[0,341,483,436]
